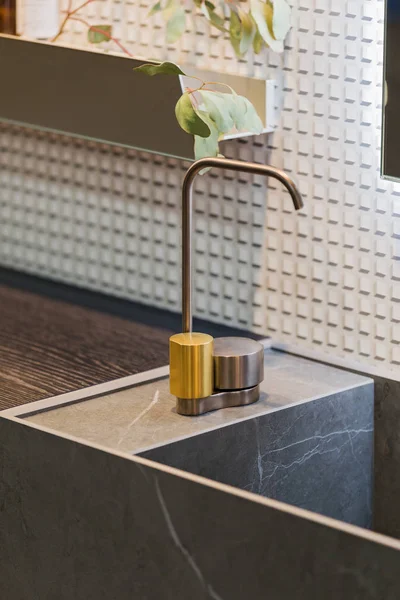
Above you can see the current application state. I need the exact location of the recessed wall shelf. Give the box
[0,35,277,160]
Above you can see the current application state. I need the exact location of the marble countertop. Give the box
[24,349,372,454]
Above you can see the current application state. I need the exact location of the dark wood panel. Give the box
[0,269,260,410]
[0,284,171,410]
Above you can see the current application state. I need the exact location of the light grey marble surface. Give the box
[0,415,399,600]
[24,349,371,454]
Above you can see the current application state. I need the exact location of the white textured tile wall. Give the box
[0,0,399,376]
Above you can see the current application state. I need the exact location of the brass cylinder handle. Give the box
[169,332,214,400]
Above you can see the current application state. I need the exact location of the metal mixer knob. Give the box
[213,337,264,391]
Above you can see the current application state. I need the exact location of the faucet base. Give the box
[176,384,260,416]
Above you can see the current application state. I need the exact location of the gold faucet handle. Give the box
[169,332,213,400]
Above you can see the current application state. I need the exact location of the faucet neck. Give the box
[181,157,303,334]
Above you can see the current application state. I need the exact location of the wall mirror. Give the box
[0,1,274,160]
[383,0,400,181]
[0,32,193,159]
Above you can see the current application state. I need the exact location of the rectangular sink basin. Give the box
[18,349,374,527]
[3,349,400,600]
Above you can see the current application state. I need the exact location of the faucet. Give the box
[170,157,304,416]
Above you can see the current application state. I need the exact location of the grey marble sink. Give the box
[3,349,400,600]
[20,349,373,526]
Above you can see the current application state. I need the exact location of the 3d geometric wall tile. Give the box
[0,0,399,377]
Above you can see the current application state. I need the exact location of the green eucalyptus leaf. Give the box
[175,93,211,138]
[227,93,264,133]
[201,1,226,32]
[202,91,242,132]
[166,5,186,43]
[134,61,187,76]
[192,90,264,159]
[88,25,112,44]
[163,0,178,18]
[264,1,275,37]
[199,90,235,134]
[148,1,163,16]
[194,112,220,160]
[253,29,264,54]
[272,0,291,40]
[208,10,227,32]
[229,10,242,57]
[240,96,264,133]
[199,90,263,135]
[204,91,242,131]
[238,10,255,56]
[250,0,283,52]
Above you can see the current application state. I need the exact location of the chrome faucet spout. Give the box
[181,157,303,333]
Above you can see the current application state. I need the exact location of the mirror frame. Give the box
[381,0,400,181]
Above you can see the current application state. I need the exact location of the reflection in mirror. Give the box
[0,1,288,159]
[0,1,134,52]
[383,0,400,180]
[0,0,59,38]
[0,0,16,35]
[0,1,291,58]
[0,34,194,158]
[1,1,198,158]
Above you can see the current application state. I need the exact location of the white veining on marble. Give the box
[252,428,373,493]
[265,429,373,456]
[325,394,373,516]
[346,428,372,516]
[244,424,373,505]
[155,477,223,600]
[116,390,160,448]
[254,419,263,495]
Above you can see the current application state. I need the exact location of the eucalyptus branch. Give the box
[51,0,132,57]
[134,61,264,161]
[51,0,95,42]
[201,81,235,93]
[148,0,292,58]
[69,16,133,56]
[49,1,277,162]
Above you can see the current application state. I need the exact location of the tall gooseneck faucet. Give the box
[181,157,304,334]
[170,157,304,416]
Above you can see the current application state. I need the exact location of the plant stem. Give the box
[50,0,132,57]
[184,74,204,84]
[69,16,133,56]
[187,80,235,96]
[51,0,95,42]
[204,81,235,92]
